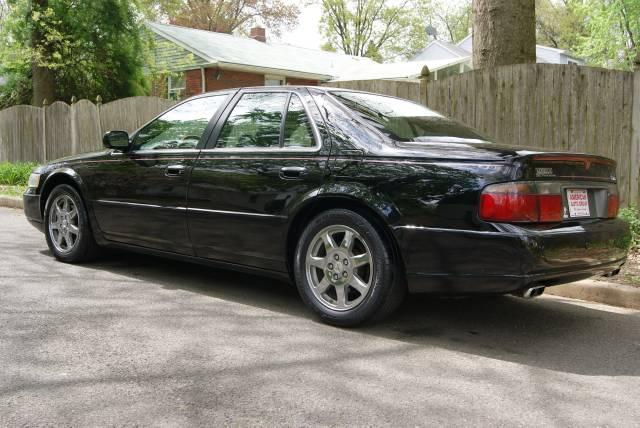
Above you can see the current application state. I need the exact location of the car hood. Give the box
[46,150,111,166]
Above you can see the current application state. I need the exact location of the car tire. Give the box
[294,209,405,327]
[44,184,100,263]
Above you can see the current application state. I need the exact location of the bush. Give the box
[0,162,37,186]
[620,206,640,252]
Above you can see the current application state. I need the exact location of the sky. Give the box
[272,3,324,49]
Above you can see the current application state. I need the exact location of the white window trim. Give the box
[264,74,286,86]
[168,73,186,100]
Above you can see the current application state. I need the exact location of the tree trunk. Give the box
[472,0,536,69]
[31,0,55,106]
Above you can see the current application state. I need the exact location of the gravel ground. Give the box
[1,206,640,426]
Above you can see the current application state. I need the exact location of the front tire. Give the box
[294,209,405,327]
[44,184,99,263]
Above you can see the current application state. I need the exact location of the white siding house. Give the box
[414,34,585,67]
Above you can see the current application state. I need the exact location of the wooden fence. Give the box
[0,96,176,164]
[327,64,640,207]
[1,66,638,206]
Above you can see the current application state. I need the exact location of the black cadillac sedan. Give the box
[23,86,629,326]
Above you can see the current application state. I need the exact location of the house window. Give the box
[168,73,186,100]
[265,75,285,86]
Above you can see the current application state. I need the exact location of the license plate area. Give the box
[566,189,591,218]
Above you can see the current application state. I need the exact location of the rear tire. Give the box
[44,184,100,263]
[294,209,405,327]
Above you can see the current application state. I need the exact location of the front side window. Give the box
[330,91,486,142]
[132,96,226,151]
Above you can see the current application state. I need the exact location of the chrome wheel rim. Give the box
[48,194,80,254]
[305,225,374,311]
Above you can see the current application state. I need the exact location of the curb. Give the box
[0,195,22,210]
[546,279,640,310]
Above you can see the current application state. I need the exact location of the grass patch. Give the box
[619,206,640,252]
[0,162,37,186]
[0,185,26,197]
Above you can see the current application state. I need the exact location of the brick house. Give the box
[147,22,376,99]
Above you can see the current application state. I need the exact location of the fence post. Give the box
[70,96,78,155]
[41,98,48,162]
[96,95,103,140]
[419,66,430,107]
[631,71,640,207]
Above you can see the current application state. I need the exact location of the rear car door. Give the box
[89,93,232,254]
[187,88,330,272]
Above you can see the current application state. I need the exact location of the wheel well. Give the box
[286,196,405,280]
[39,174,82,216]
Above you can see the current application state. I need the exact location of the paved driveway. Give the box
[1,206,639,426]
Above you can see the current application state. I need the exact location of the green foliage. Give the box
[575,0,640,70]
[536,0,588,50]
[320,0,413,61]
[319,0,472,62]
[0,162,37,186]
[536,0,640,70]
[0,0,152,107]
[139,0,299,36]
[620,206,640,252]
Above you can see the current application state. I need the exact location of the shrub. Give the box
[619,206,640,252]
[0,162,37,186]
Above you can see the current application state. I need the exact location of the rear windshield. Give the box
[330,91,486,142]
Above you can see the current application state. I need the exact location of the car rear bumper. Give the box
[23,191,43,232]
[394,219,629,294]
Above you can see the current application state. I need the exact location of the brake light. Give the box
[479,183,563,223]
[607,194,619,218]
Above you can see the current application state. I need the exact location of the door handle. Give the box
[279,166,307,179]
[165,164,186,177]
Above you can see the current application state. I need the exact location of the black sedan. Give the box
[23,86,629,326]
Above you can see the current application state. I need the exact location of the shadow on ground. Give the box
[45,248,640,378]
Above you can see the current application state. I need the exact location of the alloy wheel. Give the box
[305,225,374,311]
[48,194,80,254]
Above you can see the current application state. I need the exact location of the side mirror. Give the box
[103,131,130,151]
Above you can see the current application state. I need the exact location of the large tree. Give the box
[472,0,536,68]
[0,0,150,107]
[320,0,412,61]
[144,0,299,35]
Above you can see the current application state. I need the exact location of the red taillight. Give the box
[479,183,562,223]
[538,194,563,222]
[607,194,619,218]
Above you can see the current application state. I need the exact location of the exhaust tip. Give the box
[513,286,545,299]
[603,268,621,278]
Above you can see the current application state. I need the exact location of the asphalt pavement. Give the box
[1,206,639,426]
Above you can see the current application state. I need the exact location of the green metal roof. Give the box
[147,22,376,79]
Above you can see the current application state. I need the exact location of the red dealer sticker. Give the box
[567,189,590,217]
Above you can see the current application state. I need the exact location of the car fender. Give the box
[39,167,106,244]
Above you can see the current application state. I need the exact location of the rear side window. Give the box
[216,92,288,149]
[283,95,315,148]
[330,91,486,142]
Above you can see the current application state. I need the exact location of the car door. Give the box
[187,88,330,272]
[89,93,233,254]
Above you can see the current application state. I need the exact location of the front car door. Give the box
[187,88,330,272]
[89,93,233,254]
